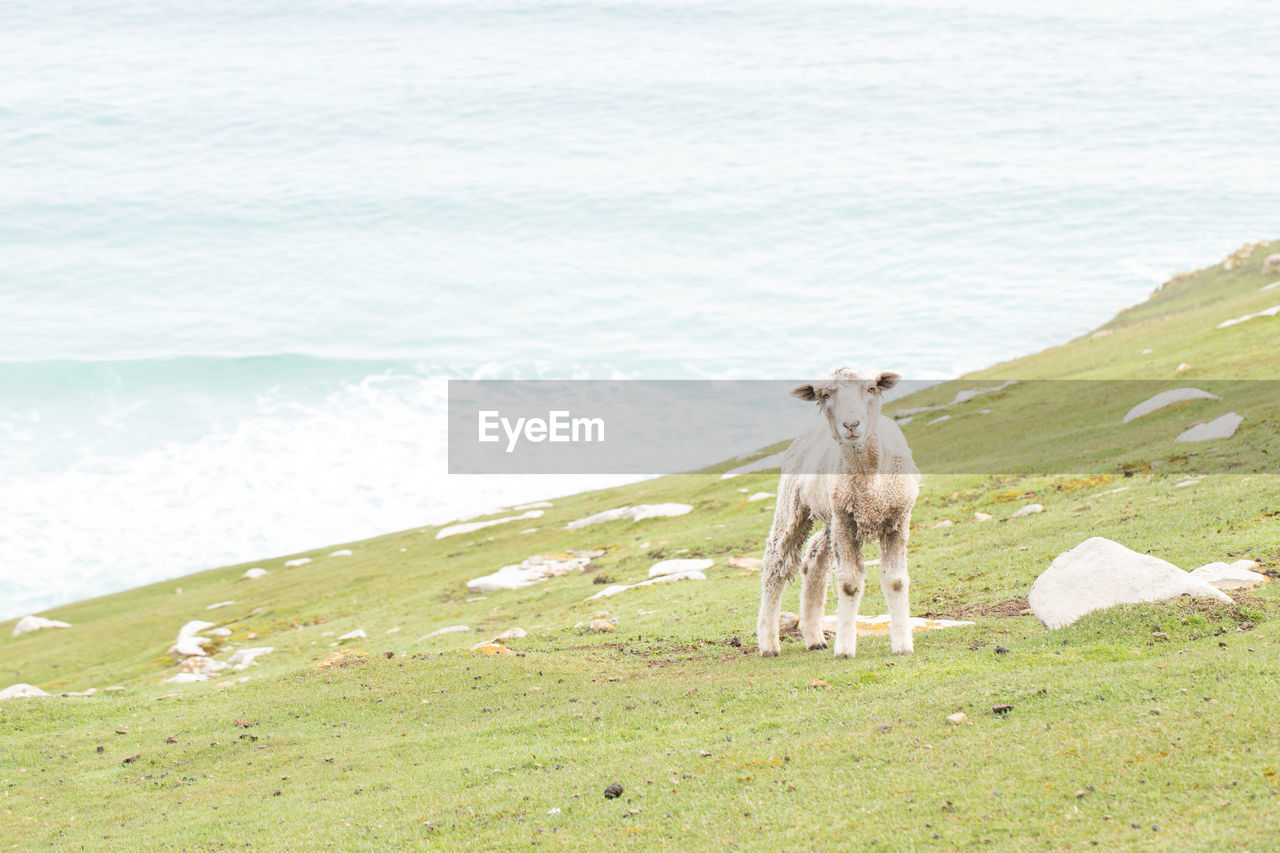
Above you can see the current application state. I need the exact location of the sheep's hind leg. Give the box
[830,518,865,659]
[880,528,914,655]
[799,529,831,650]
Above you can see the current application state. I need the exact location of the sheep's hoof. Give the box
[759,649,779,658]
[806,642,828,651]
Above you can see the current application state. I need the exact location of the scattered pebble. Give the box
[1011,503,1044,518]
[945,712,968,725]
[603,783,624,799]
[565,504,693,529]
[205,600,234,610]
[329,549,353,557]
[588,620,616,633]
[241,568,268,579]
[992,704,1013,715]
[436,510,545,540]
[973,512,993,522]
[339,629,367,642]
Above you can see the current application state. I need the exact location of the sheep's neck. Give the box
[839,434,882,476]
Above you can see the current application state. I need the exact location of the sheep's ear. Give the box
[875,372,901,392]
[791,383,818,401]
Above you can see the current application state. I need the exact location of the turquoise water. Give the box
[3,0,1280,618]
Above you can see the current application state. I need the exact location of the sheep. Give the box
[1264,254,1280,274]
[756,368,921,659]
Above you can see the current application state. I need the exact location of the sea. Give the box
[3,0,1280,619]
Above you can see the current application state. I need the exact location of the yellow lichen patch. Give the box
[471,641,513,655]
[1057,474,1114,491]
[316,649,368,669]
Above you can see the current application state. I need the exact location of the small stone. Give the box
[932,520,954,529]
[241,568,268,579]
[945,712,967,725]
[1175,413,1243,443]
[992,704,1013,715]
[471,641,513,655]
[1175,363,1191,373]
[1011,503,1044,518]
[547,807,561,815]
[1152,631,1170,641]
[994,645,1010,655]
[699,750,712,757]
[11,615,72,637]
[338,629,367,642]
[728,556,763,571]
[603,783,624,799]
[973,512,993,522]
[588,620,616,633]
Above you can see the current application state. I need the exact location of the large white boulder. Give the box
[436,510,544,540]
[467,550,604,592]
[585,570,707,600]
[1175,413,1243,442]
[565,504,692,529]
[0,683,50,700]
[167,620,216,657]
[648,558,714,578]
[1122,388,1218,423]
[1189,560,1268,591]
[12,615,72,637]
[1029,537,1230,629]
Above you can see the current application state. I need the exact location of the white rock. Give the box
[896,416,914,425]
[648,559,714,578]
[565,504,692,529]
[1028,537,1230,630]
[951,380,1017,405]
[932,520,954,529]
[329,549,353,557]
[205,600,234,610]
[973,512,993,522]
[494,627,528,640]
[586,571,707,600]
[926,414,951,425]
[719,452,787,480]
[284,558,312,567]
[736,488,749,493]
[513,501,553,510]
[421,625,471,640]
[1216,304,1280,329]
[226,647,275,670]
[209,627,233,637]
[241,568,269,579]
[1189,560,1269,591]
[1122,388,1219,423]
[1011,503,1044,518]
[12,615,71,637]
[0,683,50,700]
[747,492,773,502]
[1175,413,1243,442]
[339,629,367,641]
[167,620,216,657]
[436,510,544,539]
[1176,363,1191,373]
[1262,280,1280,292]
[467,550,605,592]
[164,672,208,684]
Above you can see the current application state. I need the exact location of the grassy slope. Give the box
[3,242,1279,850]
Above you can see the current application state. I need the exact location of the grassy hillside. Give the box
[3,242,1279,850]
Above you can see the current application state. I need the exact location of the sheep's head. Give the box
[792,368,900,450]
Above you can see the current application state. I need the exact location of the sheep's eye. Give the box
[817,390,830,401]
[867,385,877,395]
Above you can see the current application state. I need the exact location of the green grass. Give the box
[3,244,1279,850]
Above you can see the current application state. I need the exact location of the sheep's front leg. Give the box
[830,517,865,659]
[757,505,811,657]
[880,528,913,655]
[799,530,831,650]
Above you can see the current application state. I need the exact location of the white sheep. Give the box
[756,368,921,658]
[1264,254,1280,274]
